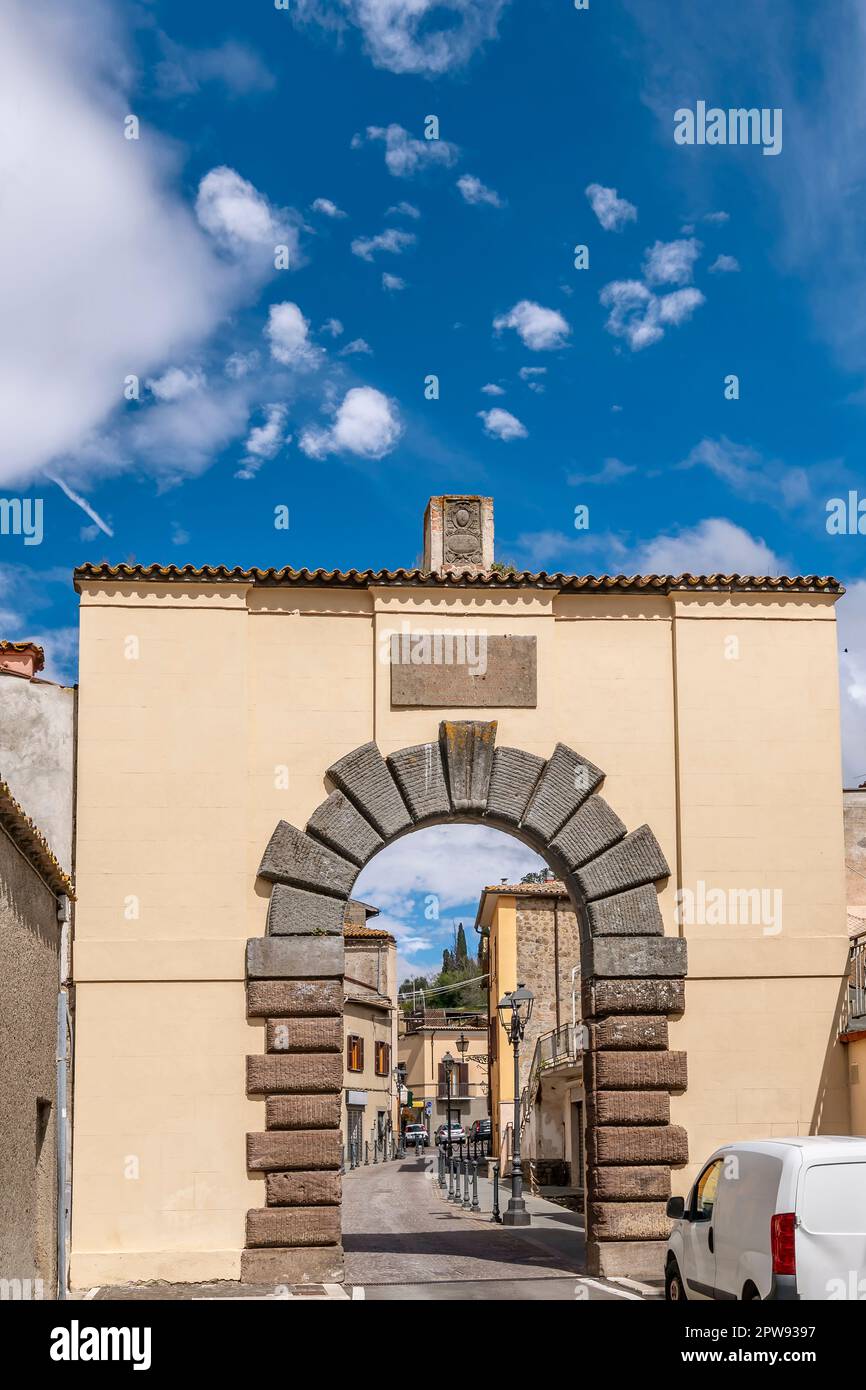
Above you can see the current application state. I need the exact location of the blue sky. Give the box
[4,0,866,983]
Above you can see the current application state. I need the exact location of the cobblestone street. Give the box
[342,1153,649,1301]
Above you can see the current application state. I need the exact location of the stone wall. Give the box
[0,827,60,1290]
[515,896,580,1094]
[0,676,75,873]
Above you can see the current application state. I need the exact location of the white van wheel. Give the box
[665,1259,685,1301]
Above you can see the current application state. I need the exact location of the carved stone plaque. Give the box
[443,498,483,566]
[390,634,537,708]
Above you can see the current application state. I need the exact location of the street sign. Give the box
[411,1100,424,1108]
[424,1100,432,1115]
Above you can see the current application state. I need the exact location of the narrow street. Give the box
[343,1152,654,1301]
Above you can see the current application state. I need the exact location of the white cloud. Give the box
[154,37,275,98]
[236,403,290,480]
[311,196,347,218]
[46,474,113,536]
[567,457,635,486]
[519,365,546,393]
[457,173,504,207]
[224,350,260,379]
[387,201,421,218]
[321,318,344,337]
[351,227,416,261]
[585,183,638,231]
[291,1,510,76]
[195,166,298,259]
[265,302,321,367]
[357,124,459,177]
[703,210,730,223]
[493,300,571,351]
[709,254,740,273]
[478,407,527,441]
[633,517,785,576]
[600,280,704,350]
[642,237,701,286]
[481,382,505,395]
[382,272,406,291]
[0,2,279,487]
[340,338,373,356]
[299,385,402,460]
[147,366,206,401]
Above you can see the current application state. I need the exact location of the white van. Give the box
[665,1137,866,1301]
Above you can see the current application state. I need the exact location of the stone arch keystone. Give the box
[243,720,687,1283]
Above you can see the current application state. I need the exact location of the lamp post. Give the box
[394,1061,407,1153]
[497,984,534,1227]
[442,1050,456,1160]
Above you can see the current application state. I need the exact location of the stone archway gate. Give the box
[242,720,687,1283]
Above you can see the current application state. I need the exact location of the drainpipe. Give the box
[56,894,72,1300]
[570,965,580,1033]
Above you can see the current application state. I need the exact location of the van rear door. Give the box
[795,1161,866,1300]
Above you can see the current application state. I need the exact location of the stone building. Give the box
[342,900,398,1161]
[0,778,73,1296]
[398,1011,488,1140]
[69,494,852,1282]
[478,879,585,1188]
[841,785,866,1134]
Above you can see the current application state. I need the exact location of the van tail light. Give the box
[771,1212,796,1276]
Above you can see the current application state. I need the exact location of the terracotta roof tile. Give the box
[73,563,843,596]
[345,920,395,942]
[0,780,73,898]
[484,880,568,896]
[0,640,45,671]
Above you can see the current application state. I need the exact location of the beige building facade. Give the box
[398,1013,488,1140]
[69,496,851,1283]
[342,902,398,1163]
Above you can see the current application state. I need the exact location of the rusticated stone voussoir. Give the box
[440,720,497,813]
[246,1130,341,1172]
[521,743,604,841]
[305,791,383,868]
[575,824,670,902]
[551,795,626,871]
[586,977,685,1018]
[586,884,664,937]
[266,883,346,937]
[266,1018,342,1053]
[247,979,342,1018]
[258,821,356,897]
[589,1050,687,1093]
[387,742,451,822]
[327,742,411,840]
[485,746,545,825]
[246,1206,341,1248]
[266,1094,341,1130]
[246,1053,342,1096]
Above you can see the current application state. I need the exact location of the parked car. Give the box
[665,1137,866,1301]
[435,1122,466,1146]
[404,1123,428,1147]
[469,1118,491,1142]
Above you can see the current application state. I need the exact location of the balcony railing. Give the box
[522,1022,585,1123]
[437,1082,476,1099]
[845,930,866,1029]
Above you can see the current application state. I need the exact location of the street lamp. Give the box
[497,984,534,1227]
[394,1061,407,1153]
[441,1050,456,1160]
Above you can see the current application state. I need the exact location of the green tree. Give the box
[455,922,468,967]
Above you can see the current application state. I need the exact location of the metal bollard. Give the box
[448,1158,457,1201]
[471,1161,481,1213]
[447,1154,454,1199]
[491,1159,502,1223]
[373,1137,378,1164]
[463,1159,471,1209]
[439,1147,446,1188]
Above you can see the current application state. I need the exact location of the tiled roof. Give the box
[484,880,568,896]
[0,779,74,898]
[73,563,843,596]
[0,640,45,672]
[345,920,395,942]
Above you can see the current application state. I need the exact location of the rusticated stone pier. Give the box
[244,720,687,1282]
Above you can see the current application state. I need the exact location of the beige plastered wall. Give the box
[70,580,850,1282]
